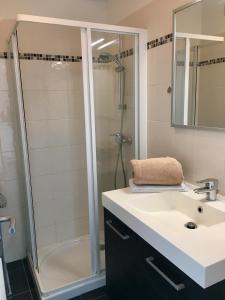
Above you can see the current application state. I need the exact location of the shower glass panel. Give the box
[16,23,91,293]
[91,30,137,270]
[8,14,147,299]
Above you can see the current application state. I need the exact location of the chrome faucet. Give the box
[194,178,218,201]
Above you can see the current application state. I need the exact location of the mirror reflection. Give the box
[172,0,225,128]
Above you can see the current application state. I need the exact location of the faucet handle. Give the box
[109,132,120,137]
[196,178,218,189]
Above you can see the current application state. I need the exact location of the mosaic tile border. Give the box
[0,33,224,67]
[177,57,225,67]
[0,48,134,62]
[19,52,82,62]
[0,52,7,59]
[147,33,173,49]
[198,57,225,67]
[0,34,168,61]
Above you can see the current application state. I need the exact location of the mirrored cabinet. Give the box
[172,0,225,129]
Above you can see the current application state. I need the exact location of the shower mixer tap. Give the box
[110,132,132,145]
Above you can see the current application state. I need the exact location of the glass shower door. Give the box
[9,16,147,298]
[12,23,93,293]
[90,30,138,270]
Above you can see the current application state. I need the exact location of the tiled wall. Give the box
[197,33,225,128]
[19,59,90,249]
[0,58,26,262]
[120,0,225,195]
[93,54,135,233]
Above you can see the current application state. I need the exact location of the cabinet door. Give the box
[104,209,225,300]
[137,239,204,300]
[104,209,139,300]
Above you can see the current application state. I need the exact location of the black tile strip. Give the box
[0,34,174,62]
[147,33,173,49]
[1,32,223,67]
[0,52,8,59]
[0,33,173,62]
[198,56,225,66]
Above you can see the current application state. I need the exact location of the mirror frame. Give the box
[171,0,225,130]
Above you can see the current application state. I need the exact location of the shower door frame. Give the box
[10,14,147,299]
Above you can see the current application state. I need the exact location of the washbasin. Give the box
[126,191,225,228]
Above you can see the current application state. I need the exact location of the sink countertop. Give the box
[102,187,225,288]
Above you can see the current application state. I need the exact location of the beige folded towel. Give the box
[131,157,184,185]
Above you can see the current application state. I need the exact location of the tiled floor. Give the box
[7,259,38,300]
[71,288,110,300]
[6,259,109,300]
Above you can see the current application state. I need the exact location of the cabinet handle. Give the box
[145,257,185,291]
[106,220,130,240]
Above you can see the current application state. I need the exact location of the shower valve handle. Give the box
[110,132,132,145]
[110,132,121,137]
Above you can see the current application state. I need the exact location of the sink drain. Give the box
[185,222,197,229]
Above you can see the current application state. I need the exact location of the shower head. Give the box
[98,52,124,72]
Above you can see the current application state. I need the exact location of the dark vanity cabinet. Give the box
[104,209,225,300]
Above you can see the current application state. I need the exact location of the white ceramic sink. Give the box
[102,187,225,288]
[126,191,225,228]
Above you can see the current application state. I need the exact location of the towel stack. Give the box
[130,157,187,193]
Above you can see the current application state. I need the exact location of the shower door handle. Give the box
[106,220,130,240]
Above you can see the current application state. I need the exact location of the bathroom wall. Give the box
[0,58,26,262]
[0,0,109,52]
[196,2,225,128]
[107,0,153,24]
[92,34,136,236]
[17,24,90,250]
[197,35,225,128]
[118,0,225,195]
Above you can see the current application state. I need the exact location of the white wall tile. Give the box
[148,84,171,123]
[0,123,16,152]
[49,119,70,147]
[47,91,69,119]
[36,224,57,248]
[46,63,67,91]
[148,121,174,157]
[0,91,13,122]
[1,151,18,181]
[34,198,55,228]
[0,60,9,91]
[29,148,52,176]
[67,90,84,119]
[50,146,72,173]
[20,61,46,90]
[27,120,50,149]
[23,90,48,121]
[31,174,53,203]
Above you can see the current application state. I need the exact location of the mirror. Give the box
[172,0,225,129]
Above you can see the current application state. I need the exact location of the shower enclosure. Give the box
[8,15,147,300]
